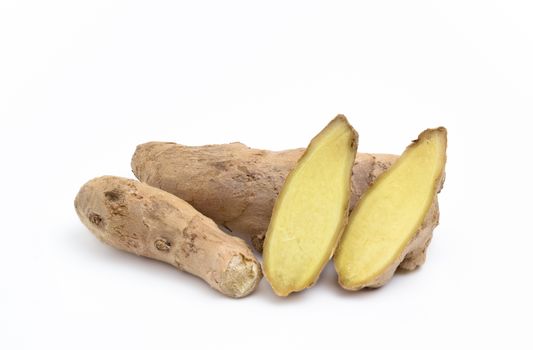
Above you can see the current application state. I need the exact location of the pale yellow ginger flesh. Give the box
[264,116,357,296]
[335,128,447,290]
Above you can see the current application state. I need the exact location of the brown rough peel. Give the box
[74,176,262,298]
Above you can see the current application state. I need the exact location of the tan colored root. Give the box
[74,176,262,298]
[132,142,302,251]
[132,143,438,270]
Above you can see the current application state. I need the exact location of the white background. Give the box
[1,1,532,349]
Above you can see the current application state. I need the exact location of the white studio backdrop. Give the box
[1,1,532,349]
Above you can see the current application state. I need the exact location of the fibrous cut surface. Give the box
[263,116,357,296]
[335,128,447,290]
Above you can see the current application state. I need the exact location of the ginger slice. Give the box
[263,116,358,296]
[334,128,447,290]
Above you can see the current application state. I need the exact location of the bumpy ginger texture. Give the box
[74,176,262,298]
[263,116,357,296]
[132,140,440,272]
[335,128,447,290]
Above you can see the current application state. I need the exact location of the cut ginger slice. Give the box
[334,127,447,290]
[263,115,357,296]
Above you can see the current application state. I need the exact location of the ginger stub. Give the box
[74,176,262,298]
[263,116,357,296]
[335,128,447,290]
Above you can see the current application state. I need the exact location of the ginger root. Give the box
[263,116,357,296]
[132,144,399,250]
[334,128,447,290]
[74,176,262,298]
[131,139,438,272]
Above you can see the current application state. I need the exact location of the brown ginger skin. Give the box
[132,142,302,251]
[74,176,262,298]
[132,143,440,270]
